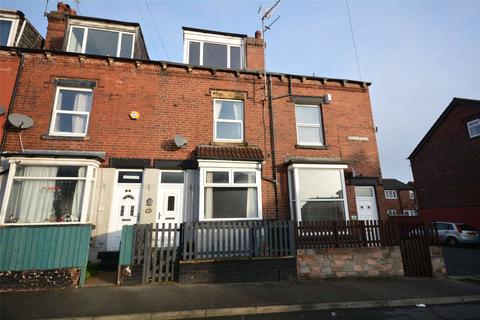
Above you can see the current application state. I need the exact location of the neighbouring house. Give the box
[0,2,397,284]
[382,178,418,217]
[0,8,44,146]
[409,97,480,228]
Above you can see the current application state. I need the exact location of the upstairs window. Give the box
[295,105,324,146]
[67,26,134,58]
[49,87,93,137]
[0,18,18,46]
[214,99,244,142]
[184,30,244,69]
[409,190,415,199]
[467,119,480,138]
[384,190,397,200]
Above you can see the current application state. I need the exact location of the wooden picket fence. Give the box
[295,220,439,249]
[181,220,295,260]
[119,219,439,283]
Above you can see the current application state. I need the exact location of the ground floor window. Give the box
[403,209,418,217]
[1,159,98,224]
[199,161,262,220]
[288,164,348,222]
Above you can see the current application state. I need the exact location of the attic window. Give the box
[467,119,480,138]
[184,30,244,69]
[0,18,18,46]
[67,26,134,58]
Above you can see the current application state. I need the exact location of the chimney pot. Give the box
[56,2,77,15]
[255,30,262,39]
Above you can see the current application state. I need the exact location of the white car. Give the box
[435,222,480,247]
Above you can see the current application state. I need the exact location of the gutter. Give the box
[0,52,24,153]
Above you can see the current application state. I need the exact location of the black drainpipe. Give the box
[1,52,25,153]
[267,75,280,219]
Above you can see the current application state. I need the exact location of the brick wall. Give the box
[269,77,386,219]
[0,54,20,144]
[2,48,384,220]
[410,101,480,216]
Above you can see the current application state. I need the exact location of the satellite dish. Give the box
[8,113,34,129]
[174,134,187,148]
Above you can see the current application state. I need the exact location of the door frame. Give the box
[107,169,143,251]
[354,186,379,221]
[157,170,186,224]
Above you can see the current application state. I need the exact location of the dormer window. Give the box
[184,28,245,69]
[0,16,19,46]
[67,26,134,58]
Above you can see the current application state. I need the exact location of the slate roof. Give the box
[383,178,415,190]
[196,145,264,162]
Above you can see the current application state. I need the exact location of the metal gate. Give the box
[400,239,433,277]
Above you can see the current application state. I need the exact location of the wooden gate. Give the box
[118,223,180,284]
[397,221,437,277]
[400,239,432,277]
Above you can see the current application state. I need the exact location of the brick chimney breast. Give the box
[245,33,265,71]
[45,2,76,50]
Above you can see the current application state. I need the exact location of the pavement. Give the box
[2,277,480,320]
[190,302,480,320]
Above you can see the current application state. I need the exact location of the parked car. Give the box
[435,222,480,247]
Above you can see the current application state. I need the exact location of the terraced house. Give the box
[0,2,390,279]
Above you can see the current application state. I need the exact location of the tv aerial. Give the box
[8,113,34,152]
[258,0,281,98]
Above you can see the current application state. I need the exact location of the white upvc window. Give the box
[409,190,415,200]
[213,99,244,142]
[386,209,397,216]
[288,164,349,222]
[403,210,418,217]
[384,190,397,200]
[67,25,135,58]
[295,104,324,146]
[49,86,93,137]
[467,119,480,138]
[183,30,245,69]
[0,17,19,46]
[198,160,262,221]
[0,158,99,225]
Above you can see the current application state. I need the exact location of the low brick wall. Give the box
[297,247,404,279]
[430,246,447,277]
[179,257,296,284]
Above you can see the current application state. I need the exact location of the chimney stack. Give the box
[45,2,76,50]
[245,30,265,71]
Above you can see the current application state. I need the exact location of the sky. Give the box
[3,0,480,182]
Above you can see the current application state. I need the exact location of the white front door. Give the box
[157,186,183,225]
[107,171,143,251]
[355,186,378,221]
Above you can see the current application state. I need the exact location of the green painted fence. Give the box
[0,224,92,285]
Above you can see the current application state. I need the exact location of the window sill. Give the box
[295,144,328,150]
[41,134,90,141]
[212,141,248,146]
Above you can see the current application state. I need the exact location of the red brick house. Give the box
[382,179,418,217]
[0,3,387,261]
[409,97,480,228]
